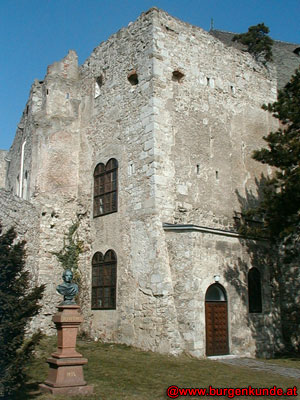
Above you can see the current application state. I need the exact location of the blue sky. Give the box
[0,0,299,150]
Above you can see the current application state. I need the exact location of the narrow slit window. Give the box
[128,162,135,176]
[248,268,262,313]
[95,75,103,98]
[207,77,214,88]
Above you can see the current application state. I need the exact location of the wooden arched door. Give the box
[205,284,229,356]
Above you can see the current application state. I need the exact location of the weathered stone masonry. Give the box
[1,7,298,357]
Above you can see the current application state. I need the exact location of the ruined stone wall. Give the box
[0,150,8,188]
[29,51,83,332]
[0,189,42,330]
[0,189,39,271]
[6,50,80,201]
[4,51,85,334]
[5,79,46,200]
[210,30,300,90]
[0,189,84,333]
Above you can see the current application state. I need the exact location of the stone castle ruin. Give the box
[0,8,299,357]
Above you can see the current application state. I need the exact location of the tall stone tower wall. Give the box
[77,9,183,353]
[72,8,282,356]
[148,9,280,356]
[0,8,285,356]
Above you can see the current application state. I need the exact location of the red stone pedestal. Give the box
[39,305,93,396]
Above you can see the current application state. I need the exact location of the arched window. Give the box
[248,267,262,313]
[91,250,117,310]
[93,158,118,217]
[205,284,227,302]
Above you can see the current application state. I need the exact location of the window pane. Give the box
[102,266,109,285]
[94,163,105,176]
[98,288,103,308]
[110,288,116,308]
[94,197,104,216]
[106,159,113,171]
[106,158,118,171]
[112,192,117,210]
[205,285,226,301]
[92,267,100,286]
[94,177,100,196]
[105,172,113,192]
[91,251,117,309]
[99,176,105,194]
[104,250,116,262]
[92,288,98,308]
[93,198,99,216]
[93,160,118,217]
[99,197,104,214]
[111,266,116,282]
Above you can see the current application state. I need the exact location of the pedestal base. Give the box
[39,305,93,396]
[43,357,89,387]
[39,383,94,396]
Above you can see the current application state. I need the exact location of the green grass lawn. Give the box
[22,336,299,400]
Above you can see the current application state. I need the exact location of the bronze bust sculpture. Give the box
[56,269,78,305]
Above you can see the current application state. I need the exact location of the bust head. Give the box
[63,269,73,284]
[56,269,78,305]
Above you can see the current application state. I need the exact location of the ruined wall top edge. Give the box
[80,7,272,79]
[10,7,277,128]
